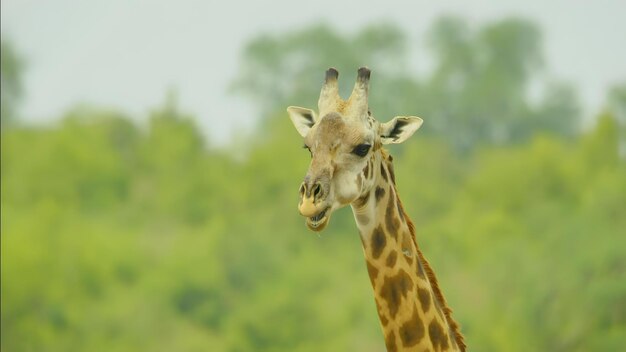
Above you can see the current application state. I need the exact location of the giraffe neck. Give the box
[351,150,465,352]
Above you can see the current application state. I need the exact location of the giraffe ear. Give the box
[379,116,423,144]
[287,106,317,137]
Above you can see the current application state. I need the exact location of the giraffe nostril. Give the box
[312,183,322,198]
[299,183,306,196]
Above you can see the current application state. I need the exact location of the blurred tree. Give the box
[530,81,580,139]
[134,89,212,224]
[231,23,409,118]
[0,39,25,127]
[0,105,139,209]
[608,83,626,159]
[609,83,626,118]
[233,18,581,153]
[426,17,580,151]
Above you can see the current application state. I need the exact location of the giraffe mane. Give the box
[386,154,467,352]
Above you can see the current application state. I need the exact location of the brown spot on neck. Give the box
[376,300,389,326]
[380,314,389,327]
[370,226,386,259]
[380,163,389,182]
[379,269,413,319]
[385,330,398,352]
[417,287,431,312]
[416,257,426,280]
[353,190,370,208]
[366,261,379,287]
[385,191,400,236]
[428,319,450,351]
[398,303,426,348]
[386,251,398,268]
[385,155,397,185]
[396,195,404,221]
[374,186,385,203]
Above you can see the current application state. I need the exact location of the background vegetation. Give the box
[2,16,625,351]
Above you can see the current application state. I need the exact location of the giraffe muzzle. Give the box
[298,181,326,214]
[298,181,332,231]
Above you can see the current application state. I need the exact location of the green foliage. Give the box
[2,18,625,352]
[2,103,624,351]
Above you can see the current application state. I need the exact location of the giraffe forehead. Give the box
[316,113,348,139]
[308,113,375,147]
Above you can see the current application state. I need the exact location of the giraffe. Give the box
[287,67,466,352]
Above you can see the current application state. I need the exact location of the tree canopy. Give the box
[233,17,580,152]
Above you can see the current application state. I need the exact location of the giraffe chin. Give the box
[306,211,330,232]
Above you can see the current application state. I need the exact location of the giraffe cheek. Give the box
[335,188,358,205]
[336,183,360,204]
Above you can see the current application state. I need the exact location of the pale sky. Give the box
[2,0,625,144]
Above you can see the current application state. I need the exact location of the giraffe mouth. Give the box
[306,207,330,231]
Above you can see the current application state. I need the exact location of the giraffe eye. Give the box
[352,144,371,157]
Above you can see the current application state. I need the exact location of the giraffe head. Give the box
[287,67,423,231]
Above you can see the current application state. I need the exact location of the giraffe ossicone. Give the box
[287,67,466,351]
